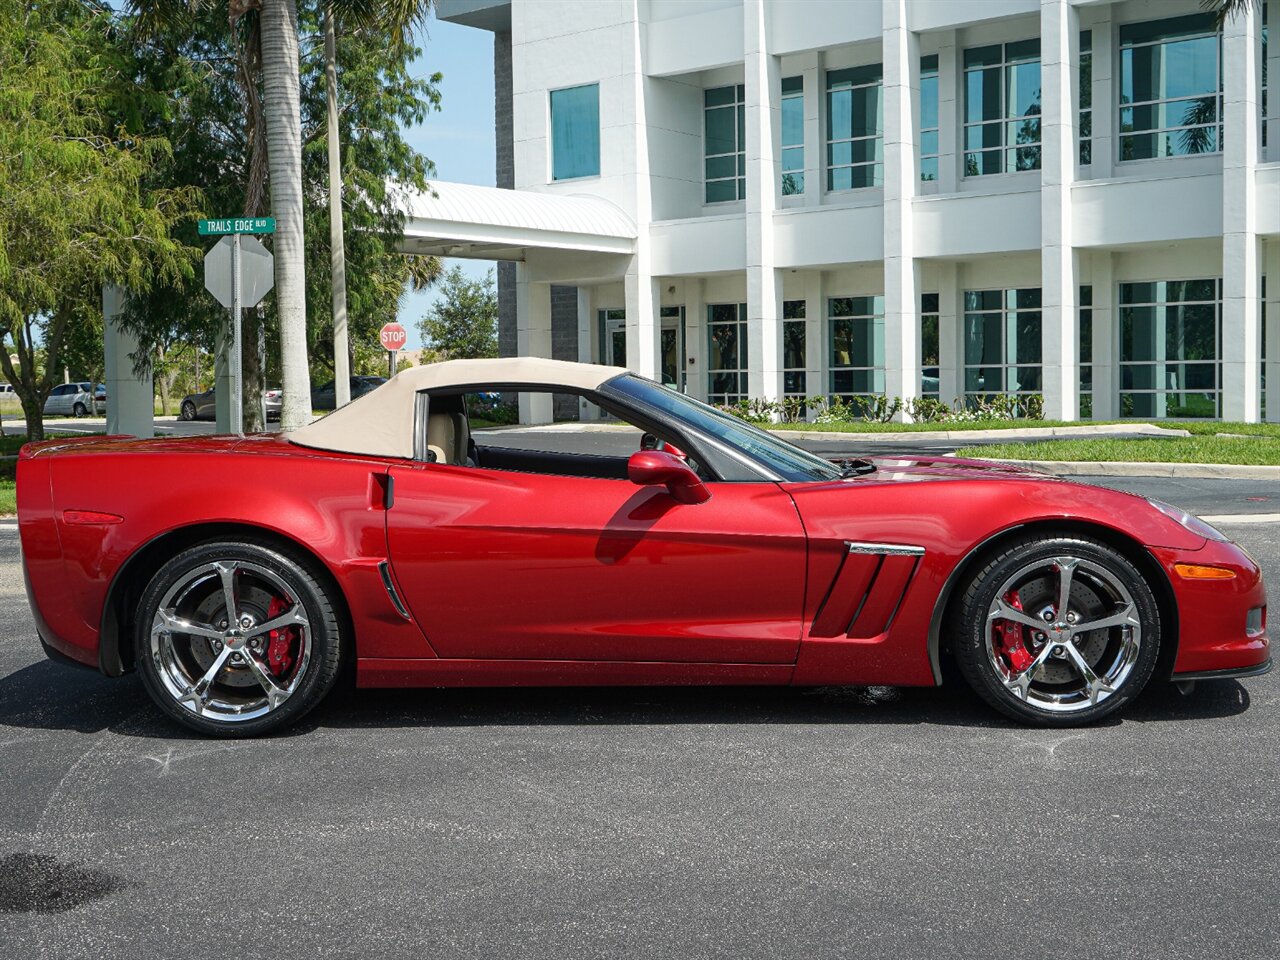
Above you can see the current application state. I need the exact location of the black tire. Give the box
[72,402,87,417]
[952,534,1161,726]
[180,401,196,421]
[135,539,345,737]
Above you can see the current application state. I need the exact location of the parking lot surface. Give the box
[1,480,1278,960]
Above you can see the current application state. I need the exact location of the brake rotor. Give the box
[187,583,279,688]
[1010,575,1108,684]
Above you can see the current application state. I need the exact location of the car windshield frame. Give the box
[603,374,844,483]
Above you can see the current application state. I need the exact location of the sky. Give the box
[397,16,498,349]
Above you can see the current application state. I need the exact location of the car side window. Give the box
[425,388,706,481]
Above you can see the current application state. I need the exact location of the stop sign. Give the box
[379,322,408,352]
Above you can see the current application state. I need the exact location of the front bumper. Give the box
[1155,537,1270,676]
[1172,659,1272,682]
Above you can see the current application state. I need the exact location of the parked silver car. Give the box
[179,386,283,422]
[43,382,104,418]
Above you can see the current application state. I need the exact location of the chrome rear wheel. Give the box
[137,541,343,736]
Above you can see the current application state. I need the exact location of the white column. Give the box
[745,0,782,404]
[1088,5,1115,179]
[937,261,961,405]
[685,278,706,402]
[1222,3,1261,422]
[624,268,660,379]
[622,1,658,384]
[1267,240,1280,422]
[214,319,233,432]
[1089,251,1117,421]
[516,266,553,424]
[883,0,920,417]
[102,286,154,438]
[936,31,960,194]
[1040,0,1079,421]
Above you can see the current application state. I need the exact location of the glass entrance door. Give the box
[600,308,626,367]
[660,306,686,391]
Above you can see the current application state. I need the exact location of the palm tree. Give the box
[322,0,432,407]
[1206,0,1260,26]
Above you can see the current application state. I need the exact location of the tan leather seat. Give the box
[427,411,471,465]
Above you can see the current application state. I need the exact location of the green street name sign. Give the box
[198,217,276,236]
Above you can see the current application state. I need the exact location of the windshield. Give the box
[607,375,843,482]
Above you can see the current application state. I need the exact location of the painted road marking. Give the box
[1201,513,1280,525]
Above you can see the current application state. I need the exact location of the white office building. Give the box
[410,0,1280,422]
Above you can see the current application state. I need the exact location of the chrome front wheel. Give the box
[137,541,343,736]
[955,535,1161,725]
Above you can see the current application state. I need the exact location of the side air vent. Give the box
[809,541,924,639]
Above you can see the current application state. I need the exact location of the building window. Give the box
[920,55,940,181]
[827,65,884,190]
[781,77,804,195]
[829,296,885,399]
[1120,280,1222,418]
[705,84,746,203]
[964,288,1043,401]
[550,84,600,181]
[598,307,626,367]
[707,303,748,404]
[964,39,1042,176]
[1119,14,1222,161]
[921,293,940,398]
[660,305,686,391]
[1080,286,1093,418]
[783,300,807,399]
[1080,32,1093,166]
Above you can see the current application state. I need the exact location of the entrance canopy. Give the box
[396,181,637,261]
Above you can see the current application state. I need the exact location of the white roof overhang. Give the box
[396,181,637,261]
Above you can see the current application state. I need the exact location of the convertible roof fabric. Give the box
[288,356,629,459]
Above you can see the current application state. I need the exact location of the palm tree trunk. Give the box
[325,4,351,407]
[260,0,311,430]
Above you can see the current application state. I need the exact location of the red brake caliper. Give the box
[265,595,296,677]
[993,590,1035,673]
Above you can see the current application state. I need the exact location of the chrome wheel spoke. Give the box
[246,603,308,638]
[1063,640,1115,706]
[241,651,292,711]
[1054,558,1079,619]
[157,610,224,642]
[988,599,1046,633]
[175,646,233,713]
[214,561,239,623]
[1003,642,1059,701]
[1072,603,1140,635]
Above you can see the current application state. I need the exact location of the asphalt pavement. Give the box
[1,475,1278,960]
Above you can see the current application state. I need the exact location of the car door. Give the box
[44,384,68,415]
[385,462,808,664]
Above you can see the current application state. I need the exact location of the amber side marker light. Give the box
[63,510,124,525]
[1173,563,1236,580]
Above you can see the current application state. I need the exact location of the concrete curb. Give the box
[769,423,1190,443]
[966,458,1280,479]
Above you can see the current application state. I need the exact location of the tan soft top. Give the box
[288,356,629,459]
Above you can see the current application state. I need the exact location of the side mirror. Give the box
[627,450,711,505]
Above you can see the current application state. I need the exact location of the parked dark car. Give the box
[310,376,386,411]
[179,386,283,422]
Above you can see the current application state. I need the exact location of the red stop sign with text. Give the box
[379,322,408,352]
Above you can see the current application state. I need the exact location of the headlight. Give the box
[1147,499,1230,541]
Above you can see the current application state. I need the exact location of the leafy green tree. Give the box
[419,267,498,360]
[121,1,440,428]
[0,0,199,439]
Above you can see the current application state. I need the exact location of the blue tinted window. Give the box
[550,84,600,181]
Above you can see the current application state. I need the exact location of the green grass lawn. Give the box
[0,479,13,516]
[770,419,1101,433]
[967,435,1280,465]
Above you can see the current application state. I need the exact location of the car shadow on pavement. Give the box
[0,659,1255,739]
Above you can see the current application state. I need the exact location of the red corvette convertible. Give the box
[17,358,1271,735]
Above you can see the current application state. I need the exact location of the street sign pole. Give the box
[388,349,397,380]
[230,232,244,436]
